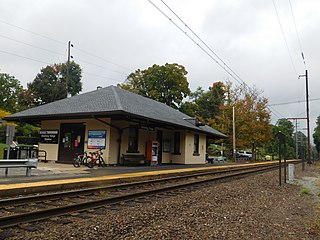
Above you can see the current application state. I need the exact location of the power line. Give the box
[73,47,132,72]
[159,0,247,88]
[74,57,128,75]
[272,0,298,76]
[82,71,123,82]
[0,19,65,45]
[0,49,124,84]
[268,105,285,119]
[150,0,284,120]
[288,0,306,67]
[0,19,132,73]
[0,49,51,65]
[269,97,320,106]
[148,0,250,89]
[0,34,66,57]
[0,34,128,76]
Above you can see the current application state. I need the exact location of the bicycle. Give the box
[87,149,106,168]
[73,152,90,168]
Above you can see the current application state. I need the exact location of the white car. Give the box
[237,151,252,160]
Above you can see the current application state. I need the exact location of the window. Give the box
[193,134,199,155]
[128,126,139,152]
[173,132,180,154]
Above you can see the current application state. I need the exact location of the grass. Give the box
[0,143,8,159]
[301,188,313,195]
[304,203,320,236]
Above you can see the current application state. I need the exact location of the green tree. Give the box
[0,72,23,112]
[295,131,307,159]
[269,119,295,159]
[118,63,190,108]
[313,116,320,159]
[194,82,226,121]
[179,82,226,121]
[28,61,82,105]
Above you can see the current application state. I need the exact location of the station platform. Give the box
[0,161,233,197]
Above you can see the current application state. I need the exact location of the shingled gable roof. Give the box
[5,86,226,138]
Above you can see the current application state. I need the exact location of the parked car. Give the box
[216,156,226,161]
[237,151,252,160]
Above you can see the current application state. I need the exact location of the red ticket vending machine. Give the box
[146,141,159,165]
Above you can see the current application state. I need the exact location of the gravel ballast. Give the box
[3,163,320,240]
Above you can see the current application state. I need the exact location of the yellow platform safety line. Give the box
[0,160,297,191]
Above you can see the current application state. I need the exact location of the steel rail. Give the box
[0,165,279,229]
[0,163,280,207]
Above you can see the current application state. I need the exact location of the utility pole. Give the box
[295,119,298,161]
[67,41,73,98]
[299,70,311,165]
[233,106,236,161]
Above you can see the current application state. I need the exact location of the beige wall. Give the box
[184,132,206,164]
[40,118,111,163]
[40,118,208,165]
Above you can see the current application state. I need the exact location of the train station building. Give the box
[5,86,226,165]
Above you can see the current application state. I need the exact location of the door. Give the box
[58,123,85,163]
[157,130,163,164]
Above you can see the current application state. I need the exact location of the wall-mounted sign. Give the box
[163,140,170,152]
[40,130,59,144]
[140,124,155,131]
[88,130,106,149]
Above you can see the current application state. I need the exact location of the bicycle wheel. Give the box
[87,157,94,168]
[82,155,89,166]
[73,156,81,168]
[99,157,106,167]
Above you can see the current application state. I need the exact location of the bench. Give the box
[0,159,38,177]
[121,154,148,166]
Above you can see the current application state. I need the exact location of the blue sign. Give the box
[88,130,106,149]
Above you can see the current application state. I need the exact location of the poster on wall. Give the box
[88,130,106,149]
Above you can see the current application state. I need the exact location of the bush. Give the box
[16,136,39,145]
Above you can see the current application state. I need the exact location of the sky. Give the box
[0,0,319,140]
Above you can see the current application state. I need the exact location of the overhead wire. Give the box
[0,49,51,65]
[268,105,286,119]
[150,0,286,122]
[272,0,298,76]
[0,34,66,57]
[0,19,131,75]
[0,49,120,84]
[73,47,132,71]
[74,57,128,75]
[148,0,250,89]
[159,0,248,89]
[288,0,306,67]
[269,97,320,106]
[0,19,65,45]
[150,0,284,120]
[0,33,129,76]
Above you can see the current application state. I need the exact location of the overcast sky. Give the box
[1,0,319,137]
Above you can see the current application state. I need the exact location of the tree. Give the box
[0,72,23,112]
[195,82,226,121]
[118,63,190,108]
[179,82,226,121]
[27,61,82,105]
[313,115,320,159]
[0,108,12,143]
[212,81,271,158]
[269,119,296,159]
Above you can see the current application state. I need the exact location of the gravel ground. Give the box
[2,163,320,240]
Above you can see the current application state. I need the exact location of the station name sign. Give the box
[40,130,59,144]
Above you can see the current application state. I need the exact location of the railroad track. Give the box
[0,162,296,229]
